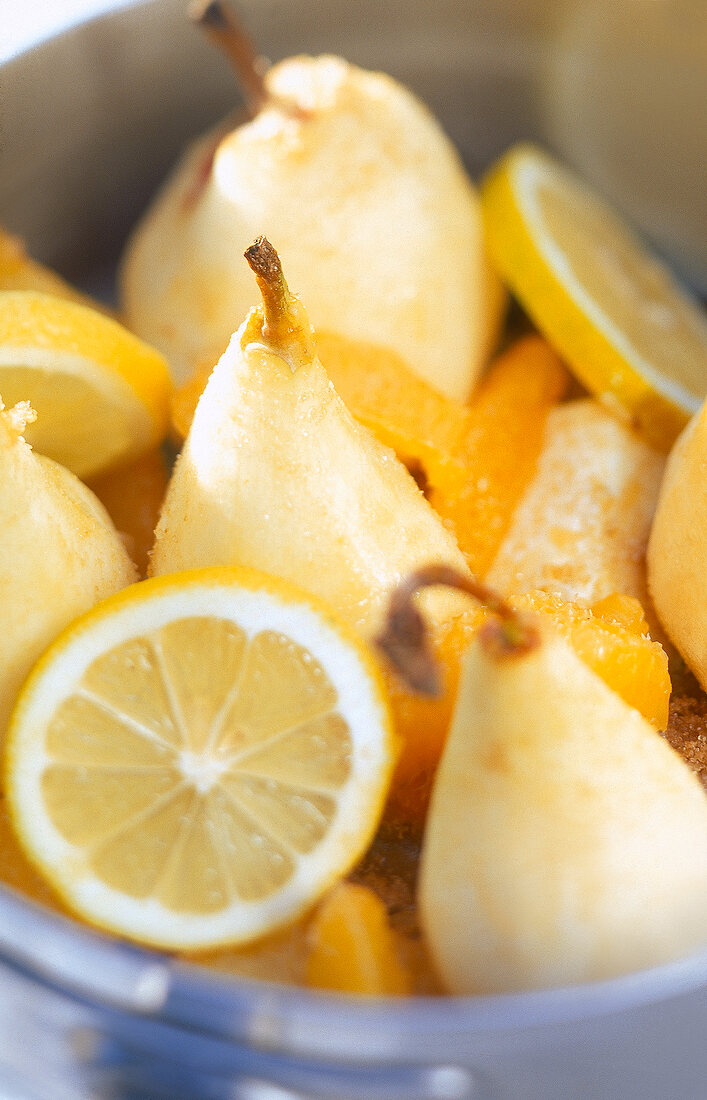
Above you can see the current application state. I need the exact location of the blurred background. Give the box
[2,0,705,291]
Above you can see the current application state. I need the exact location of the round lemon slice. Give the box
[481,144,707,450]
[0,291,172,478]
[6,568,395,951]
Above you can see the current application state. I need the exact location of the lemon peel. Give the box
[6,567,395,951]
[0,290,172,477]
[481,144,707,450]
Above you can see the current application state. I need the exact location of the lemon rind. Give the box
[6,567,395,951]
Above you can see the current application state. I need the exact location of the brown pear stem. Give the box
[376,565,540,697]
[244,237,315,368]
[189,0,268,118]
[244,236,290,321]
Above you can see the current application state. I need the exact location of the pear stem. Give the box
[376,564,540,697]
[189,0,268,118]
[244,237,314,368]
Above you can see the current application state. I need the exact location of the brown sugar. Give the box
[663,693,707,792]
[351,821,443,994]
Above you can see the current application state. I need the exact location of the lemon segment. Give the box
[0,291,172,477]
[481,144,707,450]
[6,568,394,951]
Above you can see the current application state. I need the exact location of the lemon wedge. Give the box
[6,567,394,951]
[481,144,707,449]
[0,291,172,478]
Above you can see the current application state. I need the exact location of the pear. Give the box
[0,400,136,740]
[648,406,707,686]
[150,238,468,638]
[120,5,503,399]
[419,624,707,994]
[486,399,665,608]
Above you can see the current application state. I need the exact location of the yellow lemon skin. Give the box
[6,566,396,952]
[0,290,172,478]
[481,144,707,451]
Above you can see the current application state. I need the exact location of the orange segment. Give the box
[306,881,412,995]
[384,609,483,826]
[509,591,671,730]
[428,335,570,575]
[314,332,469,486]
[170,357,213,442]
[87,448,169,576]
[591,592,650,633]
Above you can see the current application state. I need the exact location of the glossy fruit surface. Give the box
[482,144,707,449]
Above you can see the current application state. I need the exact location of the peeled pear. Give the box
[121,49,503,399]
[648,406,707,685]
[486,399,664,608]
[420,626,707,994]
[0,400,136,740]
[150,239,468,638]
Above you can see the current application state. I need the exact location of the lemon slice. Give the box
[0,291,172,477]
[481,144,707,449]
[6,567,394,951]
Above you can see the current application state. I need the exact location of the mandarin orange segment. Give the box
[509,591,671,730]
[314,332,469,486]
[590,592,650,633]
[87,448,169,576]
[384,607,483,825]
[428,335,569,575]
[305,881,412,995]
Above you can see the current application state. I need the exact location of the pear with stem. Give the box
[150,239,468,638]
[380,569,707,993]
[120,1,504,397]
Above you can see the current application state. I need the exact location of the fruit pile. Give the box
[1,2,707,998]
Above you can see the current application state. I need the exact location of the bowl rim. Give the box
[2,861,707,1055]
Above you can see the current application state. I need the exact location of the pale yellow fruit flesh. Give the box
[0,291,171,478]
[121,55,503,398]
[648,408,707,686]
[482,145,707,449]
[487,399,664,610]
[39,617,351,914]
[150,305,469,639]
[420,632,707,994]
[0,405,135,741]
